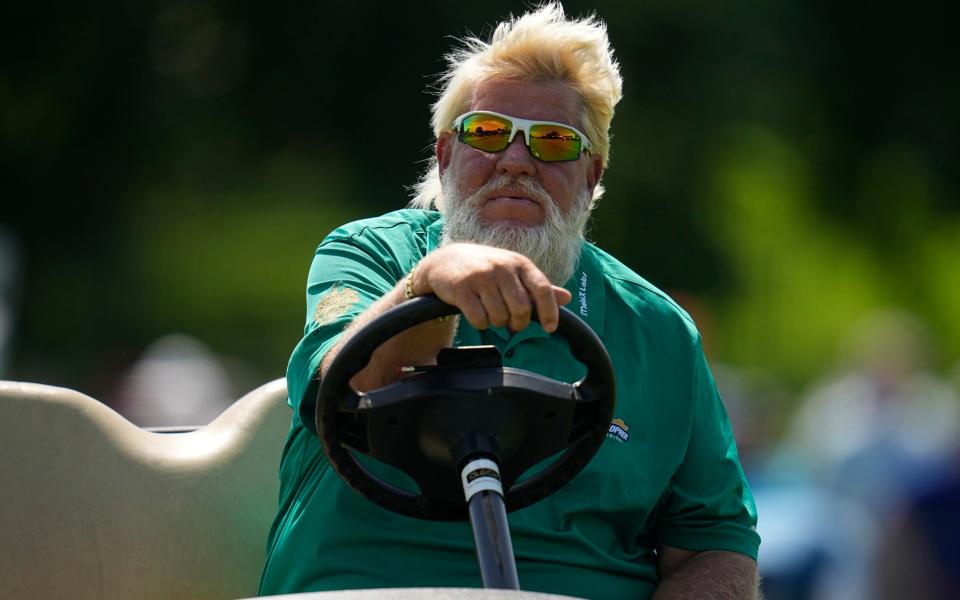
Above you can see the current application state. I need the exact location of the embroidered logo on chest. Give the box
[606,417,630,443]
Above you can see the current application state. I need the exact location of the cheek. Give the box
[542,170,585,207]
[453,154,496,190]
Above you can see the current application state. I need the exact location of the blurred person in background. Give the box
[785,310,960,513]
[769,310,960,599]
[112,333,249,428]
[874,460,960,599]
[872,357,960,599]
[258,4,760,599]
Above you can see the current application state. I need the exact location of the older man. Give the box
[259,4,759,599]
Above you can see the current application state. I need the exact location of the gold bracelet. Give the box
[404,263,418,300]
[404,261,452,322]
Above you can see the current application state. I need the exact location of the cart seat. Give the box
[0,378,290,600]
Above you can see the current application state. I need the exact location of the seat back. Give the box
[0,378,290,600]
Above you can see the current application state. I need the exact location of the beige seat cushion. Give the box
[0,379,290,600]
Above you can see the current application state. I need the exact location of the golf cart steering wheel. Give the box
[312,294,615,521]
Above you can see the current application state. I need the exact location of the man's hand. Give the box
[322,243,571,391]
[411,243,572,333]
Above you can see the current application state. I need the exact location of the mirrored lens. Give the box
[459,114,512,152]
[529,124,582,161]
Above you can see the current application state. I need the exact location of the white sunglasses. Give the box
[452,110,592,162]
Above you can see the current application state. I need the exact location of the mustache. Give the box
[468,174,553,208]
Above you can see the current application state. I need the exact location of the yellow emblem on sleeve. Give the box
[313,285,360,326]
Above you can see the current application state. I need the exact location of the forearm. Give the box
[653,551,759,600]
[320,280,457,391]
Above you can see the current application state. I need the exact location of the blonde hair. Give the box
[410,2,623,211]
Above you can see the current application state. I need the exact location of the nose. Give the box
[495,131,536,177]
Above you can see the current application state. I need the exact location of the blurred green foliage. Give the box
[2,1,957,398]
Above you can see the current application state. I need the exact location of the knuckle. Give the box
[514,313,531,326]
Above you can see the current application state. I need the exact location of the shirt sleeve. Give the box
[655,337,761,559]
[286,235,414,434]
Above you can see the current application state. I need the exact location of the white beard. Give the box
[440,171,592,286]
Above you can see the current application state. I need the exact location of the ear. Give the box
[586,154,604,196]
[436,132,453,177]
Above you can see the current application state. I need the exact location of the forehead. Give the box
[468,78,581,125]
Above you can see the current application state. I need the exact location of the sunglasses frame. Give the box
[452,110,593,162]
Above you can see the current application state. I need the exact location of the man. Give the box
[259,4,760,598]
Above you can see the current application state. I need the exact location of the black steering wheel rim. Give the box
[313,294,616,520]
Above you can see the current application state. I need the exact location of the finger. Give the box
[478,286,511,328]
[497,271,533,332]
[456,293,490,331]
[519,265,560,333]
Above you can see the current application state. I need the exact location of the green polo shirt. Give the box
[259,209,759,599]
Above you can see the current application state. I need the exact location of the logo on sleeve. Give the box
[313,285,360,326]
[606,418,630,443]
